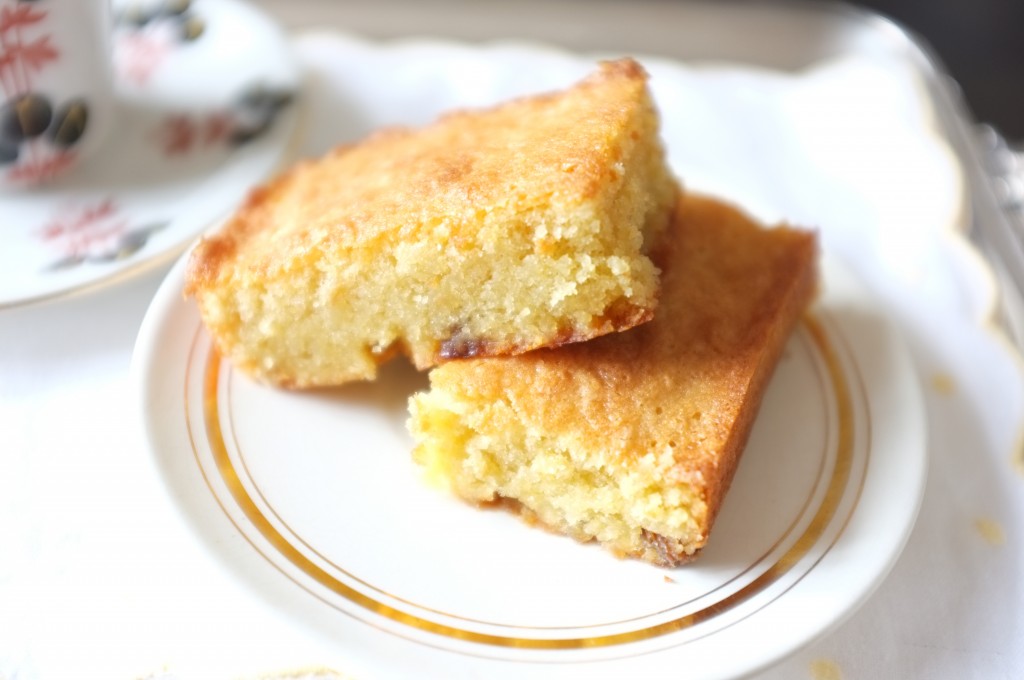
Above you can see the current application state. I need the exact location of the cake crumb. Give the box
[974,517,1006,546]
[1012,431,1024,477]
[663,574,676,583]
[249,668,353,680]
[809,658,843,680]
[930,372,956,395]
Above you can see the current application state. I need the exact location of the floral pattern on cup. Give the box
[31,82,293,272]
[114,0,206,86]
[0,0,299,308]
[37,197,168,271]
[153,84,294,155]
[0,0,92,186]
[23,81,293,273]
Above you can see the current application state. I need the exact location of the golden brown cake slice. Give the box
[185,59,677,387]
[408,193,818,566]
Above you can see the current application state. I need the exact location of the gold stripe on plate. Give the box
[222,326,832,631]
[192,313,862,650]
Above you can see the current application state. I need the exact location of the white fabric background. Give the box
[2,26,1022,680]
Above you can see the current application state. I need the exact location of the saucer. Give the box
[0,0,301,309]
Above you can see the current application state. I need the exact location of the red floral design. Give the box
[38,198,129,259]
[150,85,294,157]
[154,111,236,155]
[36,197,169,271]
[203,111,233,145]
[112,3,207,86]
[6,147,75,183]
[155,114,197,155]
[0,33,57,73]
[114,28,172,86]
[0,2,58,98]
[0,3,46,32]
[1,1,69,186]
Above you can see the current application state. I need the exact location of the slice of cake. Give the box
[408,193,818,566]
[185,59,677,387]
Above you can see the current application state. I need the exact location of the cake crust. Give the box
[185,59,677,387]
[409,193,819,565]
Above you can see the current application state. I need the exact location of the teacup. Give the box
[0,0,115,191]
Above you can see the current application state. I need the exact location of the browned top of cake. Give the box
[424,193,819,516]
[185,58,655,294]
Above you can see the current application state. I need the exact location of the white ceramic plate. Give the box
[134,34,934,679]
[137,251,924,680]
[0,0,300,309]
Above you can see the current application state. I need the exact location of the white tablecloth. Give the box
[3,231,1022,680]
[2,18,1023,680]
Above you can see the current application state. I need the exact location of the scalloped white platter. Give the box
[130,33,950,679]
